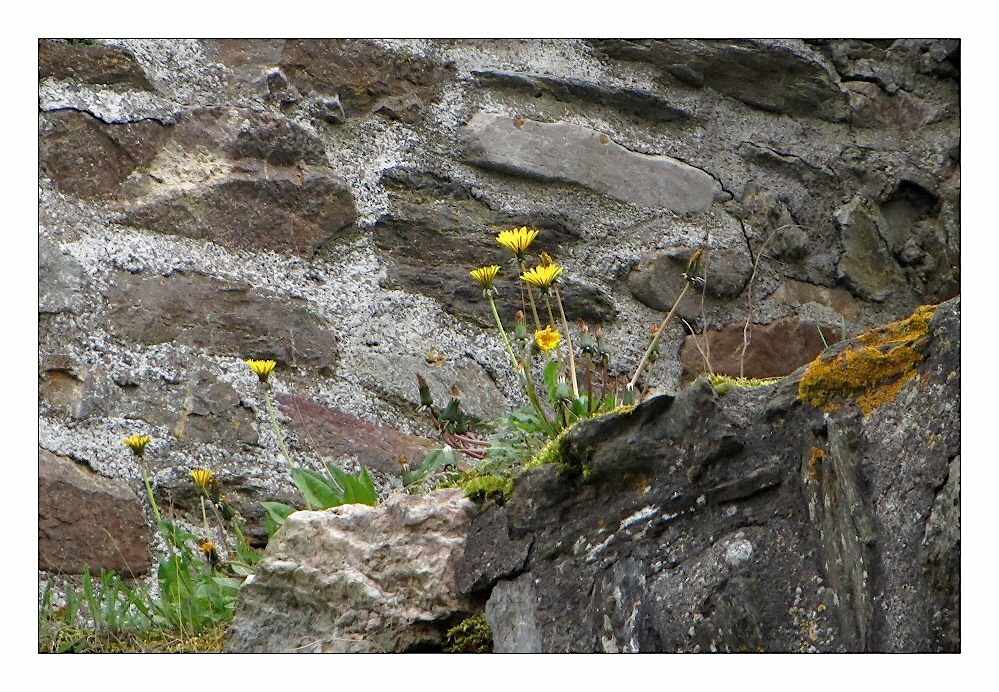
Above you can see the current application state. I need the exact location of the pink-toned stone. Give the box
[276,393,434,475]
[681,318,839,383]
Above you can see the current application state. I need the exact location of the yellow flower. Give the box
[123,434,151,457]
[190,468,214,491]
[470,265,501,290]
[199,540,219,560]
[496,227,539,258]
[520,263,563,289]
[245,359,277,382]
[534,326,561,352]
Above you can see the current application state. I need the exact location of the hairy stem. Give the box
[628,282,690,391]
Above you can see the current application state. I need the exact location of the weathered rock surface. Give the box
[39,448,152,575]
[38,40,961,633]
[276,393,434,475]
[39,237,88,314]
[225,489,478,652]
[594,39,849,121]
[460,112,720,212]
[462,297,959,652]
[278,39,453,120]
[40,109,170,199]
[120,168,357,255]
[39,40,153,90]
[106,270,338,370]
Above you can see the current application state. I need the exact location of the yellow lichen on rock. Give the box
[797,303,937,416]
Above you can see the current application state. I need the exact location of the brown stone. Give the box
[276,394,435,475]
[119,167,356,255]
[39,110,169,199]
[39,40,153,90]
[39,448,151,575]
[279,39,452,118]
[107,270,338,370]
[680,318,840,383]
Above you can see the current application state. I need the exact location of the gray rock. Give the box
[594,39,848,121]
[460,112,720,212]
[835,195,907,302]
[461,298,960,652]
[485,572,543,653]
[472,69,691,123]
[39,238,87,314]
[224,489,478,652]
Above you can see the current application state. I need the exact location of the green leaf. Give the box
[353,467,378,506]
[325,464,378,506]
[291,467,344,509]
[543,359,560,404]
[570,395,589,419]
[261,501,296,536]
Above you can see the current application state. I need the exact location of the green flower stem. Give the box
[262,382,313,511]
[519,260,543,329]
[553,286,580,398]
[628,282,690,391]
[262,384,295,469]
[522,368,559,437]
[487,292,520,372]
[199,495,211,535]
[139,463,162,524]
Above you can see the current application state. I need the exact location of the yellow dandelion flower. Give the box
[534,326,561,352]
[245,359,277,382]
[496,227,539,258]
[123,434,151,457]
[199,540,219,561]
[520,263,563,289]
[190,468,214,491]
[470,265,501,290]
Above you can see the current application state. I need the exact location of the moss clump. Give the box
[806,447,826,485]
[708,373,782,395]
[797,303,937,416]
[462,474,514,503]
[443,613,493,653]
[523,430,567,471]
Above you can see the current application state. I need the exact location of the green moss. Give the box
[523,429,567,470]
[708,373,782,395]
[443,613,493,653]
[797,303,936,415]
[462,474,514,503]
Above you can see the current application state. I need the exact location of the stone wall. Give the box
[38,39,960,574]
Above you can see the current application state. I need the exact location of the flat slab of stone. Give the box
[460,112,719,212]
[39,448,151,575]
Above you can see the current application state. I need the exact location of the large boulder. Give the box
[225,489,479,652]
[460,297,960,652]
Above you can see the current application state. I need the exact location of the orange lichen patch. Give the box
[797,303,938,416]
[806,447,826,485]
